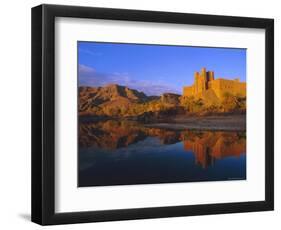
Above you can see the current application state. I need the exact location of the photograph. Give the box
[78,42,247,187]
[30,3,274,226]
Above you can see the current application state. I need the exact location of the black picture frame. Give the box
[31,4,274,225]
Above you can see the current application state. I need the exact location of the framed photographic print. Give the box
[31,4,274,225]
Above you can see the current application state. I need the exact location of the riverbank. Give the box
[79,114,246,131]
[144,114,246,131]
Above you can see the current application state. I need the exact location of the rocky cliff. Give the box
[79,83,246,118]
[79,84,155,115]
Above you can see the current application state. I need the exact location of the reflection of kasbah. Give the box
[183,67,246,101]
[79,121,246,169]
[182,131,246,168]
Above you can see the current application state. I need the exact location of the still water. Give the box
[78,120,246,187]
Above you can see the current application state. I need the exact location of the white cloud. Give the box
[78,64,181,96]
[79,49,103,57]
[79,64,96,73]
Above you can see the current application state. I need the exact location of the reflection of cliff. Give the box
[79,120,147,149]
[147,128,181,145]
[79,120,182,149]
[79,120,246,169]
[182,131,246,168]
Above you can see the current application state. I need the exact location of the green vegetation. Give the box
[84,99,177,117]
[81,95,246,118]
[179,93,246,114]
[79,85,246,119]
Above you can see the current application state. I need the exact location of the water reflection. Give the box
[182,131,246,168]
[79,120,246,186]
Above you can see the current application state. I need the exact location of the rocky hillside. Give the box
[79,84,246,119]
[79,84,158,116]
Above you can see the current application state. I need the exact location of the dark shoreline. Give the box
[79,114,246,131]
[144,115,246,131]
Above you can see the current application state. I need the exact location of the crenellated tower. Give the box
[189,67,215,95]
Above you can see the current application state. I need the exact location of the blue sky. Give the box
[78,41,246,96]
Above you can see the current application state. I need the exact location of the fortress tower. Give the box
[183,68,246,100]
[192,68,215,94]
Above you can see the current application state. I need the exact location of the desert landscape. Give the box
[78,42,247,187]
[79,67,246,131]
